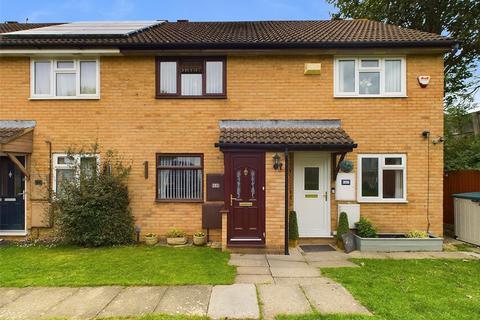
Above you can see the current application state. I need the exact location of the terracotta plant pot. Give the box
[289,239,298,248]
[193,235,206,246]
[145,235,158,246]
[167,237,188,245]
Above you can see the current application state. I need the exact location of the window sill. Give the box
[155,199,204,203]
[334,95,408,99]
[29,96,100,100]
[0,230,27,236]
[155,95,227,100]
[357,200,408,204]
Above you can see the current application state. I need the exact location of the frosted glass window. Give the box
[80,61,97,94]
[359,72,380,95]
[339,60,355,93]
[160,62,177,94]
[181,74,202,96]
[206,61,223,94]
[56,73,76,96]
[34,61,51,95]
[385,60,402,93]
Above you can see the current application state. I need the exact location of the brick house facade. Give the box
[0,20,453,252]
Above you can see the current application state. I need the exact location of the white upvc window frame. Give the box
[334,56,407,98]
[30,58,100,99]
[52,153,100,193]
[357,154,407,203]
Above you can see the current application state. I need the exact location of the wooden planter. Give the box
[354,234,443,252]
[167,237,188,245]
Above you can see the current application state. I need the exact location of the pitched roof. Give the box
[0,20,455,50]
[0,120,36,144]
[218,120,355,148]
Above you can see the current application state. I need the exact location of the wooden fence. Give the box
[444,170,480,225]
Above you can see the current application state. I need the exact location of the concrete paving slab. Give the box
[304,251,350,262]
[0,288,32,308]
[0,287,79,319]
[229,258,268,267]
[267,249,305,262]
[45,286,122,319]
[309,260,359,268]
[270,267,320,278]
[347,251,389,259]
[98,287,166,318]
[230,254,267,260]
[274,277,332,285]
[268,260,311,268]
[235,274,274,284]
[208,284,259,319]
[303,283,370,315]
[258,284,311,319]
[237,266,271,275]
[155,285,211,316]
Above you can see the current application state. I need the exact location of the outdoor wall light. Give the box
[134,226,141,242]
[273,153,283,170]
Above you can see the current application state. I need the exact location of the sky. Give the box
[0,0,478,105]
[0,0,336,22]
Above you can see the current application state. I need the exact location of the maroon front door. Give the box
[225,152,265,246]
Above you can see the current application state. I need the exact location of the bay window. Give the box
[335,57,406,97]
[156,154,203,201]
[156,57,226,97]
[31,58,99,99]
[358,154,407,202]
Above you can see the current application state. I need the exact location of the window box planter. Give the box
[354,234,443,252]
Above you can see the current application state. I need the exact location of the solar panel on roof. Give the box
[3,21,164,36]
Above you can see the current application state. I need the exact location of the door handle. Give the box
[230,194,240,206]
[324,191,328,201]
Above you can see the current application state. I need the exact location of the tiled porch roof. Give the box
[0,120,36,144]
[218,120,355,147]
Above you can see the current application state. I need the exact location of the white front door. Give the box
[293,152,330,237]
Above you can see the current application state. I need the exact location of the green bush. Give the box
[337,211,350,241]
[52,149,134,247]
[355,217,377,238]
[289,211,299,240]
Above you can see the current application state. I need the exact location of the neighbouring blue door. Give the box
[0,156,25,231]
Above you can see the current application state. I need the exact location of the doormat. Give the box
[300,245,336,252]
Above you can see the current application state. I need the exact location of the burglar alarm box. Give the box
[206,174,224,201]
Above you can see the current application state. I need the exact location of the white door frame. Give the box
[293,151,331,237]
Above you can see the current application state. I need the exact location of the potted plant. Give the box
[336,211,350,250]
[144,233,158,246]
[166,228,188,245]
[289,211,299,247]
[193,231,206,246]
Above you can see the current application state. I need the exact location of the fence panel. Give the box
[444,170,480,224]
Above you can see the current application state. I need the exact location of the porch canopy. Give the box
[0,120,36,178]
[216,120,357,152]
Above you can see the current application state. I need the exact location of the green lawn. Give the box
[277,259,480,320]
[0,245,235,287]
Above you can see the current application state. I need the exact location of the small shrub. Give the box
[194,231,205,237]
[145,233,157,238]
[166,228,187,238]
[337,211,350,241]
[355,217,377,238]
[52,148,134,247]
[406,230,429,238]
[289,211,299,240]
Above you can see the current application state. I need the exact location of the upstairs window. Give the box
[335,57,406,97]
[156,57,226,98]
[358,154,407,202]
[31,59,99,99]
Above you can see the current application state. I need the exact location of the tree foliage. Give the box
[52,146,134,247]
[328,0,480,100]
